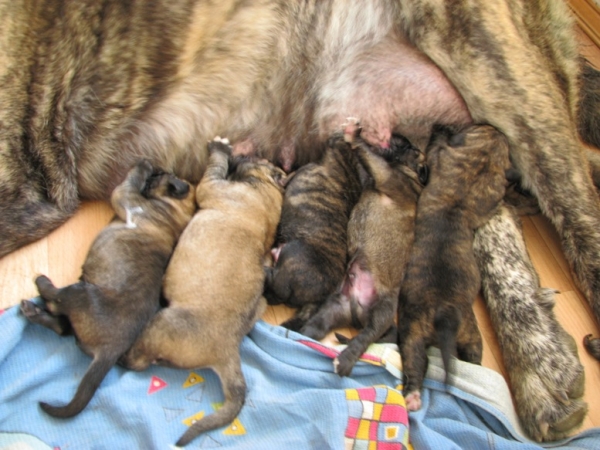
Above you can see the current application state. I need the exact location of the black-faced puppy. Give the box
[397,124,510,411]
[300,121,428,376]
[19,160,196,418]
[120,138,286,447]
[263,132,363,330]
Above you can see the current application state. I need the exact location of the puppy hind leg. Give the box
[335,293,396,377]
[473,205,587,441]
[119,308,186,371]
[399,333,428,412]
[299,293,351,341]
[176,355,246,447]
[19,300,72,336]
[455,307,483,365]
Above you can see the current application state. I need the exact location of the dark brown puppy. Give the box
[397,124,510,411]
[300,121,428,376]
[263,131,362,330]
[19,160,196,418]
[121,139,286,447]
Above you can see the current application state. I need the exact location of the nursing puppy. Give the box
[300,121,428,376]
[19,160,196,418]
[3,0,600,440]
[263,131,362,330]
[397,124,510,411]
[120,138,286,447]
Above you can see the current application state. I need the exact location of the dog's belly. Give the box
[315,37,473,151]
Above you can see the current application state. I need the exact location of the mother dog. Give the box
[1,0,599,441]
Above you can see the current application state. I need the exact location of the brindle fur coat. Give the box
[1,0,600,441]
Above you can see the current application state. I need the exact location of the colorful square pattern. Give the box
[344,387,409,450]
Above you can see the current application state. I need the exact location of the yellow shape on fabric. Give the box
[223,418,246,436]
[373,402,383,421]
[368,442,378,450]
[407,441,414,450]
[356,419,371,440]
[385,425,400,440]
[345,389,360,401]
[183,372,205,388]
[386,388,405,406]
[182,411,205,427]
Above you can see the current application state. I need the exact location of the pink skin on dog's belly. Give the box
[232,36,471,169]
[317,36,472,150]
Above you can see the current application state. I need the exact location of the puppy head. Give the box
[426,123,510,168]
[141,169,197,218]
[380,134,429,185]
[228,156,288,191]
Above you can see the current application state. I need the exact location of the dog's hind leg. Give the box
[399,0,600,358]
[474,205,587,441]
[455,306,483,365]
[19,299,72,336]
[334,292,397,377]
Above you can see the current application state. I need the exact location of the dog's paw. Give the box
[512,371,587,442]
[334,347,361,377]
[507,323,587,441]
[404,391,422,411]
[20,299,43,318]
[583,334,600,360]
[207,136,232,156]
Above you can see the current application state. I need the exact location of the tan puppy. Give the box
[121,138,286,447]
[20,160,196,418]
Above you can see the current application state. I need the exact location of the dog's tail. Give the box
[433,304,461,385]
[40,354,116,418]
[176,357,246,447]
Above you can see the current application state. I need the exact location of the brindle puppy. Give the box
[263,131,362,330]
[398,124,510,411]
[19,160,196,418]
[474,205,587,441]
[300,121,428,377]
[120,138,286,447]
[2,0,600,440]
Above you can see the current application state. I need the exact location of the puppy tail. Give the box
[433,305,460,386]
[40,355,116,418]
[176,358,246,447]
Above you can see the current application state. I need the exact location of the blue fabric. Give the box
[0,302,598,450]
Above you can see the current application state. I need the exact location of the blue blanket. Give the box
[0,303,598,449]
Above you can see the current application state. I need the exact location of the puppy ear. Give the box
[447,131,466,147]
[167,177,191,199]
[272,170,291,189]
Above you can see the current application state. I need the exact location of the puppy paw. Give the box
[334,347,360,377]
[208,136,233,156]
[404,391,422,411]
[20,299,43,318]
[342,117,361,143]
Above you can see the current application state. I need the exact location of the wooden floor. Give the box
[1,26,600,436]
